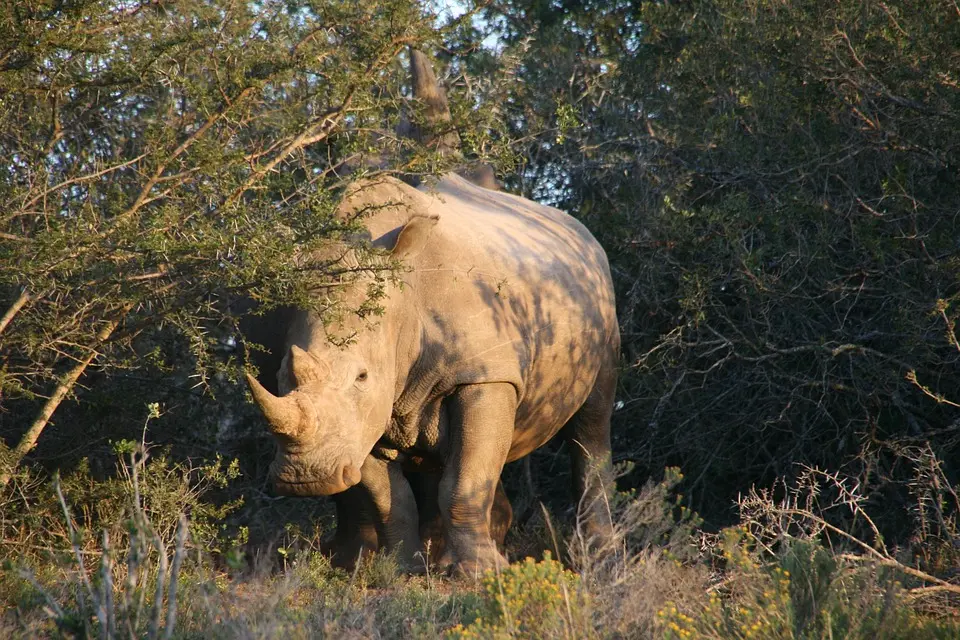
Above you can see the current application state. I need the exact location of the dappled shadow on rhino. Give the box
[244,173,619,574]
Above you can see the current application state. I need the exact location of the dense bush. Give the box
[5,462,960,638]
[488,0,960,529]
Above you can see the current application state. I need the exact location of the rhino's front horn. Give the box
[246,373,303,438]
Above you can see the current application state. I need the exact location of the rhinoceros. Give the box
[245,171,619,574]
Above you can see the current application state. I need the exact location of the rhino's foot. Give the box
[445,545,508,579]
[321,537,378,571]
[578,511,615,546]
[391,543,433,574]
[400,552,433,575]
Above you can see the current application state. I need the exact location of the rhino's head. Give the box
[246,196,439,496]
[246,344,391,495]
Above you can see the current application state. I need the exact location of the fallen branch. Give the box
[838,553,960,598]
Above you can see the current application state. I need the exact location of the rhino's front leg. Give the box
[417,473,514,567]
[440,383,515,576]
[322,487,379,569]
[358,455,424,570]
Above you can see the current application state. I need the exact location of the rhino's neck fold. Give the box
[390,291,427,410]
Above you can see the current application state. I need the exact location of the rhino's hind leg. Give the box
[409,470,445,566]
[440,383,515,576]
[562,355,617,542]
[490,479,514,548]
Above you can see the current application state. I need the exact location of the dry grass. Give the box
[3,462,960,639]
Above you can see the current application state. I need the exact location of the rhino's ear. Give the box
[389,212,439,258]
[286,345,330,387]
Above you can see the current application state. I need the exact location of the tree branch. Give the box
[0,289,30,336]
[1,313,123,488]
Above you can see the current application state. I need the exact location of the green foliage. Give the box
[613,466,703,557]
[358,547,404,590]
[1,0,415,386]
[0,0,513,485]
[0,0,523,569]
[3,451,958,638]
[2,452,195,638]
[0,444,240,569]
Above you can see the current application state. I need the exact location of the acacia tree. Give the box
[0,0,483,483]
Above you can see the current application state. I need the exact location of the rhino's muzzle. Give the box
[271,461,361,496]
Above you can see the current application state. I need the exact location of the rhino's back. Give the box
[422,174,609,284]
[412,174,618,460]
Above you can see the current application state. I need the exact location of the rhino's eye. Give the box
[356,370,368,382]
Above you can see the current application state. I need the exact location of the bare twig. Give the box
[101,530,116,639]
[111,88,255,228]
[542,503,563,562]
[226,38,414,206]
[149,531,169,640]
[15,568,65,621]
[761,501,960,596]
[164,515,188,639]
[54,477,97,627]
[0,231,33,242]
[939,301,960,353]
[907,370,960,409]
[837,553,960,597]
[22,154,147,211]
[226,105,353,206]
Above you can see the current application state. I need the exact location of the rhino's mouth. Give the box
[270,442,362,496]
[270,462,356,496]
[273,478,347,497]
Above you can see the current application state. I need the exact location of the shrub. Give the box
[1,441,240,568]
[5,465,191,638]
[490,0,960,534]
[447,553,590,639]
[659,532,960,640]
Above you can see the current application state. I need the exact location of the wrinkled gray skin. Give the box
[247,173,619,574]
